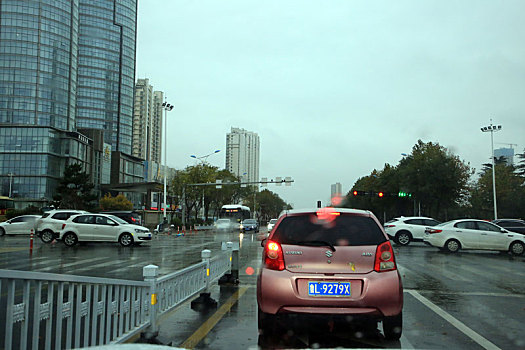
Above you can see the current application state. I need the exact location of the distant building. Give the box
[331,183,342,199]
[226,127,260,184]
[494,147,514,165]
[132,79,164,163]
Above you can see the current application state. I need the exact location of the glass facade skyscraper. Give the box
[76,0,137,154]
[0,0,137,203]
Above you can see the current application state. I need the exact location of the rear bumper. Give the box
[257,269,403,318]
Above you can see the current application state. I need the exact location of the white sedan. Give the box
[59,214,152,247]
[0,215,40,236]
[424,219,525,255]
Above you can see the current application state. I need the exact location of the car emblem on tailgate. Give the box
[325,250,333,258]
[285,251,303,255]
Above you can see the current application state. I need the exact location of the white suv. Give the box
[59,213,152,247]
[384,216,441,246]
[36,209,89,243]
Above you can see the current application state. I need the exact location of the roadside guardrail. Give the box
[0,242,238,349]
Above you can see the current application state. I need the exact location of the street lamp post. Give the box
[7,173,14,198]
[481,122,502,220]
[161,101,174,220]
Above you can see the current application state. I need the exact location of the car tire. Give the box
[383,312,402,340]
[445,239,460,253]
[395,231,412,246]
[509,241,524,256]
[63,232,78,247]
[0,227,5,236]
[119,233,133,247]
[258,307,277,336]
[41,229,54,243]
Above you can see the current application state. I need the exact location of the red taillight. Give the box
[131,217,136,222]
[62,224,66,230]
[384,224,396,228]
[426,229,442,234]
[264,240,285,271]
[374,241,396,272]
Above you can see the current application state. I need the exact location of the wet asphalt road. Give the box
[1,230,524,349]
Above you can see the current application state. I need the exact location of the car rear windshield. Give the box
[272,214,386,246]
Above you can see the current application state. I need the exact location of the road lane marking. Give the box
[407,289,501,350]
[406,289,525,299]
[180,286,249,349]
[0,247,27,253]
[34,256,108,271]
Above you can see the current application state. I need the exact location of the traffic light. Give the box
[398,191,412,198]
[353,190,358,196]
[378,192,384,198]
[351,190,366,196]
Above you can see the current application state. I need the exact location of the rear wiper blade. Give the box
[296,240,336,252]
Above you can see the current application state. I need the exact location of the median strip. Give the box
[180,286,249,349]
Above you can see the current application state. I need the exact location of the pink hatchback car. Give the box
[257,208,403,340]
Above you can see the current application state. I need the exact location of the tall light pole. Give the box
[189,150,221,219]
[481,121,502,220]
[162,101,173,220]
[7,173,14,198]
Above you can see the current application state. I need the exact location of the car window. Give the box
[424,219,440,226]
[404,219,424,225]
[455,221,477,230]
[243,219,256,224]
[499,221,525,228]
[73,215,94,224]
[51,213,68,220]
[10,217,24,223]
[269,219,278,224]
[476,222,502,232]
[95,216,114,225]
[272,214,386,246]
[41,213,50,219]
[21,216,36,223]
[108,215,128,225]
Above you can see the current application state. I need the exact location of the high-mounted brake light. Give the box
[374,241,396,272]
[264,240,285,271]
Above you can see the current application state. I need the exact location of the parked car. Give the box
[424,219,525,255]
[59,213,152,247]
[100,211,142,225]
[384,216,441,246]
[240,219,259,233]
[267,218,278,232]
[492,219,525,235]
[36,209,89,243]
[257,208,403,340]
[0,215,40,236]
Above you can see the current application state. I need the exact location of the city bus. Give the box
[0,196,14,220]
[218,204,250,225]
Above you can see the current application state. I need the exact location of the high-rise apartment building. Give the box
[331,182,342,199]
[0,0,138,204]
[225,127,260,183]
[494,147,514,166]
[132,79,163,163]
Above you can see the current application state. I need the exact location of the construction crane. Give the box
[496,143,518,149]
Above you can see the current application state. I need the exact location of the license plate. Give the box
[308,281,351,296]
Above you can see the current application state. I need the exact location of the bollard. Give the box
[219,241,239,285]
[141,264,159,341]
[30,229,34,254]
[191,249,217,312]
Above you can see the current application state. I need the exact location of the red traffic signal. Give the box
[353,190,358,196]
[378,192,384,197]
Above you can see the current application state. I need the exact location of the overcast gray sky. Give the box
[136,0,525,208]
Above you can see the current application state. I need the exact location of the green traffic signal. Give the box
[398,191,412,198]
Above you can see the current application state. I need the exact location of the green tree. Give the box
[53,163,97,210]
[243,189,292,222]
[99,193,133,211]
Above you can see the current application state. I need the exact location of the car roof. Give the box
[393,216,436,220]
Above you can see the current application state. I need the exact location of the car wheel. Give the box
[445,239,460,253]
[509,241,524,256]
[383,312,402,340]
[63,232,78,247]
[41,230,54,243]
[0,227,5,236]
[119,233,133,247]
[395,231,412,246]
[258,307,277,336]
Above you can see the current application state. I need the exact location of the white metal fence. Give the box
[0,243,236,349]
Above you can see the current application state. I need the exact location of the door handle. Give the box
[480,233,487,235]
[455,230,462,232]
